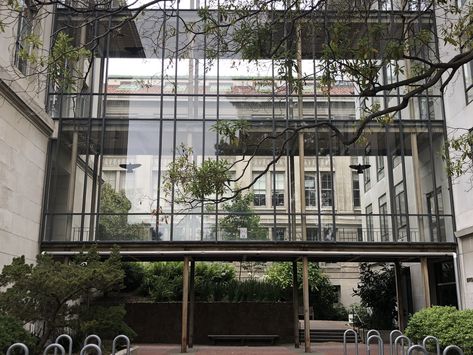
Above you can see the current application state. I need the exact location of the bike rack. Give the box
[367,334,384,355]
[43,343,65,355]
[112,335,131,355]
[407,345,428,355]
[442,345,464,355]
[394,335,412,355]
[55,334,72,355]
[80,344,102,355]
[6,343,29,355]
[389,330,403,355]
[84,335,102,349]
[422,335,440,355]
[343,329,359,355]
[366,329,381,343]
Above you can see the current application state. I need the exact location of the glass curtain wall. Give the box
[43,0,454,243]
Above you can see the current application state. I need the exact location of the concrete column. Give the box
[188,260,195,348]
[292,261,300,348]
[394,262,406,331]
[181,257,190,353]
[302,256,311,353]
[420,257,431,308]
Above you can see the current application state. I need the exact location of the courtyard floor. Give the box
[136,343,373,355]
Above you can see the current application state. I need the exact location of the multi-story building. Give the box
[0,0,470,350]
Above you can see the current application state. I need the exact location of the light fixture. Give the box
[119,163,142,172]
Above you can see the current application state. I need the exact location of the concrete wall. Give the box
[125,302,294,344]
[0,7,54,269]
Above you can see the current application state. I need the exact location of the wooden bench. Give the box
[208,334,279,345]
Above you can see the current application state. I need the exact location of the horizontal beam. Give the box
[41,241,457,262]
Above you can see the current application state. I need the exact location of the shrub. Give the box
[0,315,37,355]
[405,306,473,354]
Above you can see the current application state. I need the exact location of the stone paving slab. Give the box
[135,343,377,355]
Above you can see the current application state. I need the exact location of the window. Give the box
[427,187,445,242]
[253,173,266,206]
[352,172,360,208]
[306,227,319,241]
[366,204,374,241]
[272,227,286,241]
[395,182,408,240]
[322,225,336,241]
[14,0,36,74]
[463,61,473,104]
[379,194,389,241]
[363,156,371,190]
[271,172,285,207]
[321,172,333,207]
[304,174,317,207]
[376,156,385,180]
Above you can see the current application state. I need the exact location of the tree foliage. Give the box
[352,263,397,329]
[216,193,268,240]
[0,248,133,351]
[97,183,146,240]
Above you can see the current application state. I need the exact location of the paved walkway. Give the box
[136,343,375,355]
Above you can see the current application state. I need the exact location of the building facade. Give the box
[0,0,469,332]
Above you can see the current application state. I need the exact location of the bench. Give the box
[208,334,279,345]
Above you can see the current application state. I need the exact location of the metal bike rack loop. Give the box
[422,335,441,355]
[407,345,429,355]
[55,334,72,355]
[43,343,65,355]
[389,330,403,355]
[84,335,102,349]
[7,343,29,355]
[442,345,464,355]
[394,335,412,355]
[80,344,102,355]
[112,335,131,355]
[367,334,384,355]
[343,329,359,355]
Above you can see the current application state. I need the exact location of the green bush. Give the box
[0,315,37,355]
[405,306,473,354]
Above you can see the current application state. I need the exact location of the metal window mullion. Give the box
[170,0,181,242]
[79,13,100,241]
[156,5,168,241]
[94,13,113,239]
[200,0,207,242]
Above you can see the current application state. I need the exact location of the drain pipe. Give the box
[452,252,463,309]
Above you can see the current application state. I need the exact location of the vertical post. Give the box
[420,257,431,308]
[66,132,78,241]
[394,261,405,331]
[302,256,311,353]
[188,260,195,348]
[181,256,190,353]
[292,261,300,348]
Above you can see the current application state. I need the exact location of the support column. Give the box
[181,256,190,353]
[302,257,311,353]
[292,261,300,348]
[188,260,195,348]
[420,257,431,308]
[394,262,406,331]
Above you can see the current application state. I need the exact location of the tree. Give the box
[1,0,473,204]
[97,183,147,240]
[352,263,397,329]
[214,193,269,240]
[0,247,134,351]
